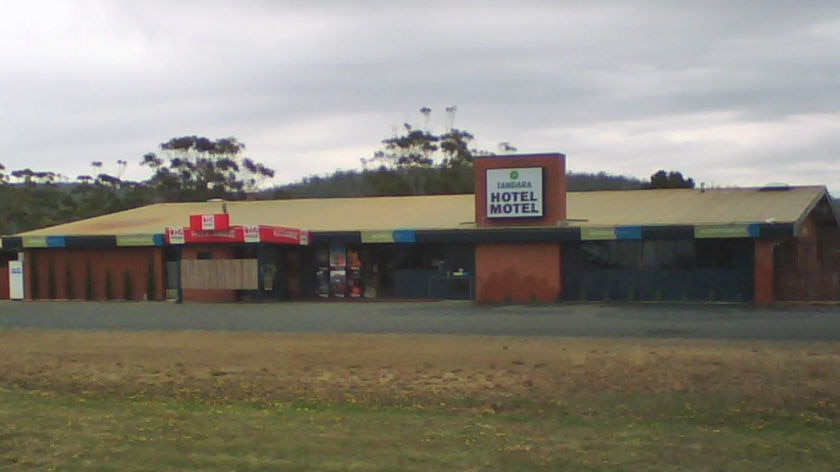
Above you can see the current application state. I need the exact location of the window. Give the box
[581,241,640,269]
[695,240,735,269]
[197,252,213,260]
[641,240,695,270]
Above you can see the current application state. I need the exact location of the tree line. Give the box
[1,115,697,234]
[0,136,274,234]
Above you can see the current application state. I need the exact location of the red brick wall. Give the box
[754,240,775,305]
[475,243,562,303]
[474,153,567,228]
[24,247,165,301]
[0,259,9,300]
[775,216,840,301]
[181,245,238,303]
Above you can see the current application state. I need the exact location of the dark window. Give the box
[673,240,694,269]
[696,240,735,269]
[641,240,695,270]
[581,241,613,269]
[581,241,640,269]
[616,241,640,269]
[197,252,213,260]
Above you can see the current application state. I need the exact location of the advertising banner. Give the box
[183,227,242,243]
[166,224,308,245]
[189,214,231,231]
[260,226,304,245]
[486,167,544,218]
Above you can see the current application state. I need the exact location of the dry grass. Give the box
[2,330,840,471]
[1,330,838,414]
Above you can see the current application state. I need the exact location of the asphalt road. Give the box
[2,300,840,341]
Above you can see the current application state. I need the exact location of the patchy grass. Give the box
[0,330,839,471]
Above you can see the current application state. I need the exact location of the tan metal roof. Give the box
[19,194,477,236]
[567,186,827,227]
[17,185,829,237]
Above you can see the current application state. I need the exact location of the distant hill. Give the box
[266,168,644,199]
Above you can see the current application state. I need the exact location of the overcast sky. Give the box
[1,1,838,192]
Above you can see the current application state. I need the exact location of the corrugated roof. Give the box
[16,185,829,237]
[567,186,827,227]
[18,194,477,236]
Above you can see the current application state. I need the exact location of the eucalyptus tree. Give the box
[141,136,275,202]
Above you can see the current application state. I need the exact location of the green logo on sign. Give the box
[510,170,519,180]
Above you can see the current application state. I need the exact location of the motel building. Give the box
[1,153,839,305]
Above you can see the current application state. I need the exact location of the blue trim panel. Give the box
[615,226,642,240]
[393,230,416,243]
[45,236,66,248]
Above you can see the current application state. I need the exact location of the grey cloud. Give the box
[1,1,839,192]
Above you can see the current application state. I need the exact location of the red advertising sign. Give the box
[183,227,243,243]
[189,213,230,231]
[165,224,308,245]
[260,226,305,245]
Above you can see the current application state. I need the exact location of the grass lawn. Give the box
[0,330,838,471]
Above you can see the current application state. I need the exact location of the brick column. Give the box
[754,240,775,305]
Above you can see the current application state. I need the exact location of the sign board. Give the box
[165,227,185,245]
[166,225,308,245]
[486,167,544,218]
[184,228,242,243]
[243,225,261,243]
[9,261,24,300]
[260,226,303,245]
[189,213,230,231]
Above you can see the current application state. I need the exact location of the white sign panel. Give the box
[486,167,544,218]
[201,214,216,231]
[9,261,24,300]
[166,227,185,245]
[243,225,261,243]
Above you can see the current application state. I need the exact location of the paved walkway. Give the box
[1,300,840,341]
